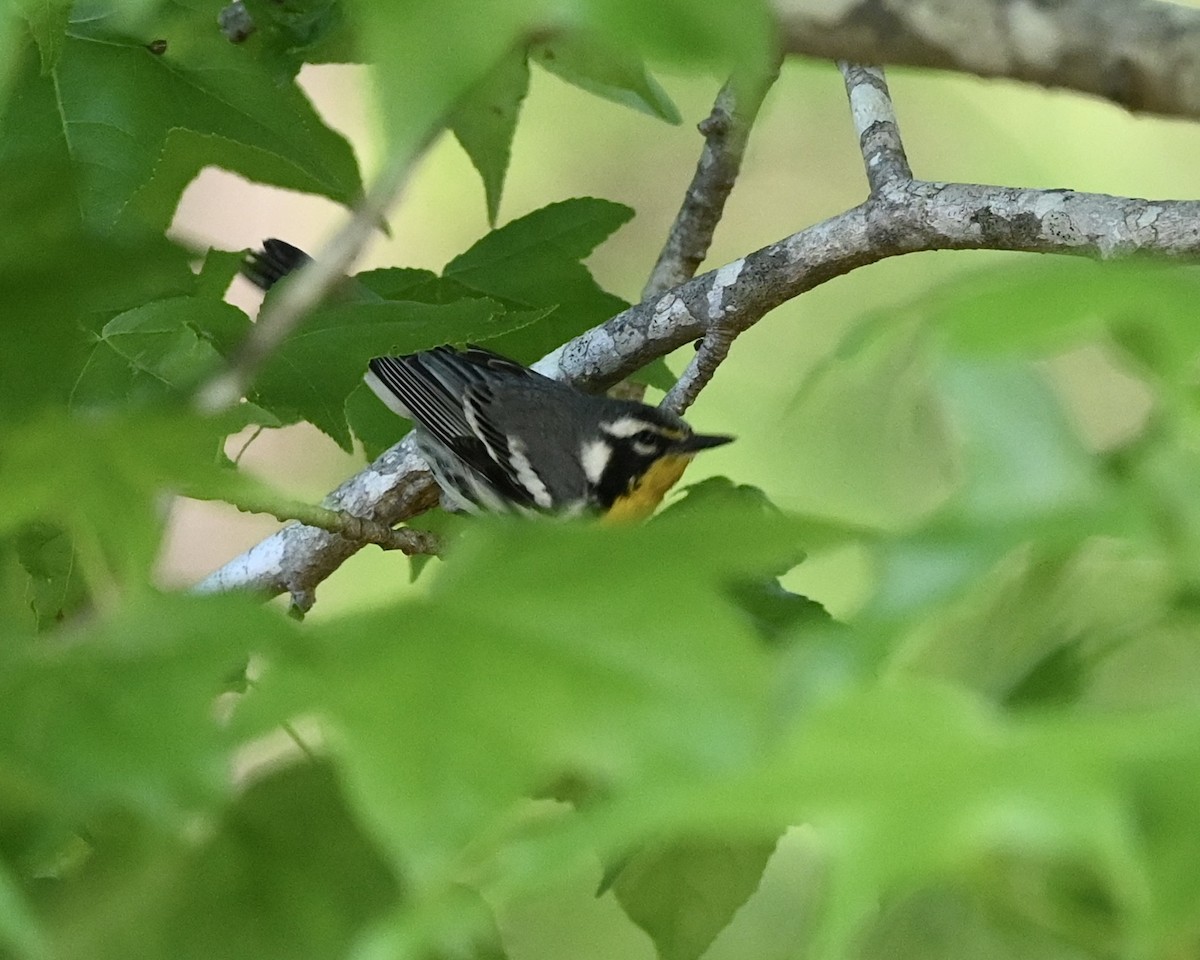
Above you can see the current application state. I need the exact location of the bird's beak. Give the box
[676,432,734,453]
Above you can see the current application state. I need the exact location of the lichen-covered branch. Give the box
[203,178,1200,602]
[774,0,1200,121]
[196,437,441,609]
[662,60,908,415]
[839,62,911,191]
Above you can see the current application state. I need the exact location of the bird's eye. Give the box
[633,429,659,446]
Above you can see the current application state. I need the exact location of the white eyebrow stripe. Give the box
[602,416,655,438]
[580,438,611,485]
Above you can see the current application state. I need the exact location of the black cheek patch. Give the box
[592,444,653,510]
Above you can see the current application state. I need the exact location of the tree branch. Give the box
[228,491,441,558]
[773,0,1200,121]
[647,59,781,415]
[196,437,441,609]
[839,62,911,191]
[199,58,1200,605]
[643,60,781,301]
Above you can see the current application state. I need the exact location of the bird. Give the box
[242,240,733,520]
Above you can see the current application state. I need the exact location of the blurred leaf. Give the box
[938,358,1107,528]
[888,539,1171,709]
[1,2,362,231]
[250,298,545,449]
[44,760,400,960]
[356,0,768,162]
[629,356,676,392]
[775,318,958,528]
[0,857,45,960]
[908,259,1200,361]
[0,542,37,638]
[688,685,1162,960]
[450,48,530,225]
[14,0,70,72]
[402,507,461,583]
[99,296,253,394]
[868,356,1126,621]
[856,885,1101,960]
[244,503,800,881]
[531,31,680,123]
[353,0,533,156]
[14,524,89,632]
[0,593,287,824]
[581,0,772,71]
[442,198,633,362]
[612,835,778,960]
[0,410,254,587]
[195,248,248,301]
[240,0,356,62]
[728,578,832,645]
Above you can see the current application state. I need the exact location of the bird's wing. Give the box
[367,350,545,508]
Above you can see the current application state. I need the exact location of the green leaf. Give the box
[244,501,800,882]
[43,759,400,960]
[727,578,833,645]
[354,267,442,302]
[13,0,70,72]
[639,685,1161,960]
[907,259,1200,359]
[938,358,1107,529]
[352,0,540,159]
[0,411,253,587]
[629,356,676,392]
[867,356,1124,622]
[0,856,45,960]
[0,163,193,416]
[442,198,633,362]
[771,317,958,528]
[14,523,89,632]
[99,296,252,394]
[250,297,544,449]
[582,0,772,72]
[195,248,249,301]
[0,593,287,823]
[344,381,407,461]
[1,2,362,231]
[612,835,779,960]
[450,48,530,225]
[240,0,357,63]
[531,31,681,124]
[887,538,1171,709]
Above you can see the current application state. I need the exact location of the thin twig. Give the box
[231,426,264,466]
[660,324,738,415]
[642,58,781,411]
[643,58,782,301]
[230,492,442,557]
[838,63,912,192]
[195,149,415,413]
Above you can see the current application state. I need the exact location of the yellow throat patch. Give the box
[601,453,694,524]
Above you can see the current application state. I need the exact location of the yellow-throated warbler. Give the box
[244,240,733,519]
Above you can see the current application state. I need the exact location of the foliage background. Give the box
[4,2,1200,960]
